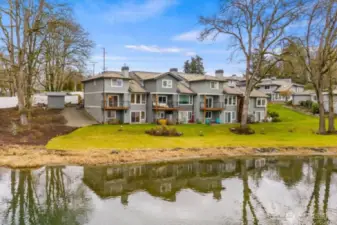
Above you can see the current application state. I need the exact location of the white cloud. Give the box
[185,51,197,56]
[172,30,200,41]
[172,29,228,43]
[125,45,183,53]
[104,0,177,23]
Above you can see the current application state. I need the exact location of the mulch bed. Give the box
[0,107,76,145]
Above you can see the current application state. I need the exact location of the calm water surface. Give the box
[0,156,337,225]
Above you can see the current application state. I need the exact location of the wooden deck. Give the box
[153,106,179,111]
[104,106,129,110]
[200,107,224,111]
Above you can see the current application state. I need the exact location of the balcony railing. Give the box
[152,101,179,110]
[103,101,130,110]
[200,101,224,111]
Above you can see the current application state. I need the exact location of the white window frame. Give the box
[111,79,123,87]
[130,111,146,124]
[205,111,212,119]
[224,111,236,123]
[178,95,193,105]
[265,85,270,90]
[131,93,146,105]
[254,111,265,122]
[224,95,237,106]
[205,96,214,108]
[107,110,116,119]
[210,81,219,89]
[178,111,193,123]
[256,98,267,107]
[162,79,172,88]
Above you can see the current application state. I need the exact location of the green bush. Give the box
[312,103,319,114]
[145,126,183,137]
[268,111,281,122]
[305,100,313,108]
[286,100,292,106]
[108,119,120,125]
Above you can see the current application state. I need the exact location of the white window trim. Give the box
[178,95,193,105]
[210,81,219,89]
[131,93,146,105]
[111,79,123,87]
[158,111,165,119]
[205,111,212,119]
[224,111,236,123]
[224,95,237,106]
[130,111,146,124]
[254,111,265,122]
[178,111,193,123]
[162,79,172,88]
[256,98,267,107]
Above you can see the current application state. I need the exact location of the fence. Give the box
[0,94,80,109]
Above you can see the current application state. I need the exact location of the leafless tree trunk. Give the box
[328,71,335,133]
[200,0,304,128]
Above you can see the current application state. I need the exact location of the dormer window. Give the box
[162,79,172,88]
[111,79,123,87]
[210,81,219,89]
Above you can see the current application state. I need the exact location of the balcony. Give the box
[152,101,179,111]
[200,102,224,111]
[103,101,130,110]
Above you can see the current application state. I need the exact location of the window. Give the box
[107,110,116,118]
[210,81,219,89]
[312,95,317,101]
[188,111,193,120]
[178,111,193,123]
[256,98,267,107]
[162,79,172,88]
[158,111,165,119]
[158,96,167,104]
[131,111,146,123]
[225,111,236,123]
[205,111,212,119]
[131,94,146,104]
[179,95,193,105]
[224,95,237,106]
[108,95,119,107]
[111,79,123,87]
[265,85,270,90]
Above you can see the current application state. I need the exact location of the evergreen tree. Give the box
[183,55,205,75]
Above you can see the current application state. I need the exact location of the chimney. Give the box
[169,68,178,74]
[121,65,129,78]
[215,69,224,79]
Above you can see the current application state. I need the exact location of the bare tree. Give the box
[286,0,337,134]
[0,0,46,125]
[200,0,304,129]
[40,8,93,92]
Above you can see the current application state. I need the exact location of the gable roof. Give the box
[82,71,131,82]
[178,73,224,82]
[223,85,243,95]
[129,80,147,93]
[238,88,268,98]
[177,83,195,94]
[132,71,183,81]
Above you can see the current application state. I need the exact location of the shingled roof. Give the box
[82,71,131,82]
[129,80,147,93]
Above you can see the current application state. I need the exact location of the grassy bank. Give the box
[46,104,337,151]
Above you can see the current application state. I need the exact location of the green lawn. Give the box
[46,104,337,150]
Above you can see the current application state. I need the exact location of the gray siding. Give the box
[257,85,278,94]
[86,107,103,123]
[104,78,129,93]
[143,80,156,93]
[48,96,65,109]
[189,81,225,94]
[84,79,104,93]
[292,95,312,105]
[84,80,104,123]
[155,75,179,93]
[248,97,267,121]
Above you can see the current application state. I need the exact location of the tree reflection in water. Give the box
[1,167,92,225]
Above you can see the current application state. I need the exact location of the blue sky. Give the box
[72,0,245,76]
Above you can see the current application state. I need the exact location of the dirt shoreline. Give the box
[1,145,337,168]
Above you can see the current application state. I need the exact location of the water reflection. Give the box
[0,157,337,224]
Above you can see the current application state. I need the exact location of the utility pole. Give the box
[90,62,97,76]
[102,47,106,72]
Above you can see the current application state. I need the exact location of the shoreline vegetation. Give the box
[2,104,337,168]
[1,145,337,169]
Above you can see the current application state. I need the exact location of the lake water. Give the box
[0,156,337,225]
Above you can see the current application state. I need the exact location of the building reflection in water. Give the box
[83,158,267,204]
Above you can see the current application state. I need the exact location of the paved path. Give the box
[61,107,97,127]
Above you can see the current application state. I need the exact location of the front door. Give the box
[108,95,119,107]
[206,97,213,108]
[225,112,231,123]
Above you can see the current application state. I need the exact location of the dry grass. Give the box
[1,145,337,168]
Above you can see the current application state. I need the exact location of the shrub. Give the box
[286,100,292,106]
[272,117,282,122]
[196,119,202,124]
[312,103,319,114]
[267,111,281,122]
[157,119,167,125]
[167,119,177,125]
[108,119,120,125]
[305,100,313,108]
[247,115,255,124]
[229,126,255,135]
[299,101,305,107]
[145,126,183,137]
